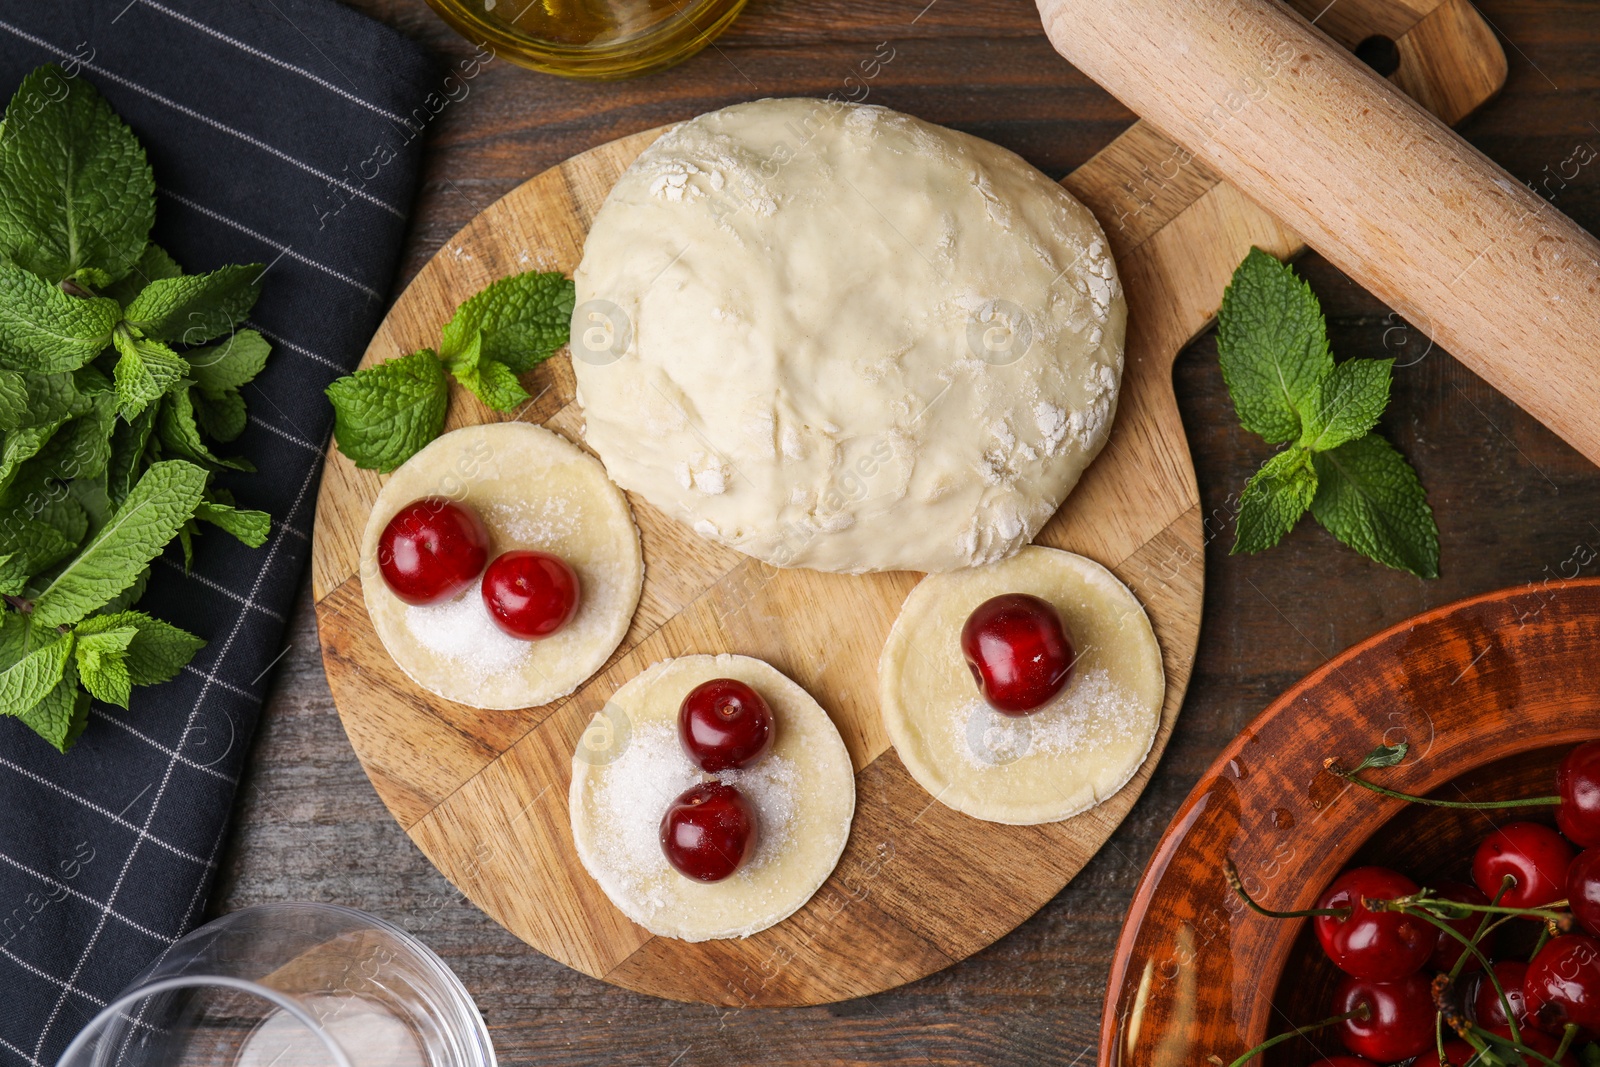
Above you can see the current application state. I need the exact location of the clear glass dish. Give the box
[425,0,750,80]
[57,902,494,1067]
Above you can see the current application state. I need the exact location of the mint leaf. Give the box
[0,630,73,719]
[101,243,182,305]
[113,328,189,420]
[1217,248,1334,445]
[0,259,120,372]
[326,349,449,472]
[157,390,250,471]
[122,265,262,345]
[184,329,271,392]
[31,387,118,482]
[0,66,155,283]
[75,626,135,708]
[444,330,529,412]
[195,499,270,547]
[1311,433,1440,579]
[1233,446,1317,554]
[30,459,209,626]
[440,270,574,372]
[77,610,203,685]
[106,405,157,506]
[0,508,78,592]
[1302,358,1392,452]
[18,665,90,753]
[0,369,27,429]
[191,387,246,443]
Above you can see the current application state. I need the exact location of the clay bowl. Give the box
[1099,579,1600,1067]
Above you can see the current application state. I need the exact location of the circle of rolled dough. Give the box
[878,546,1164,825]
[359,422,643,711]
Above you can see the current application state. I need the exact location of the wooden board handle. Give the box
[1036,0,1600,466]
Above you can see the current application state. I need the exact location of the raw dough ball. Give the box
[572,98,1125,575]
[360,423,643,711]
[878,547,1163,824]
[570,654,856,941]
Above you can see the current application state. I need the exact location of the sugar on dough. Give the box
[360,422,643,711]
[878,547,1164,825]
[572,98,1126,575]
[569,654,856,942]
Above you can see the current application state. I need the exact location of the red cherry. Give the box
[1317,1059,1377,1067]
[377,498,489,605]
[1569,848,1600,936]
[659,782,756,882]
[1313,867,1437,980]
[1526,934,1600,1033]
[1333,971,1436,1062]
[678,678,773,773]
[1472,960,1529,1030]
[959,593,1075,715]
[1439,1042,1476,1067]
[1472,822,1576,911]
[480,550,580,639]
[1431,879,1491,973]
[1559,742,1600,848]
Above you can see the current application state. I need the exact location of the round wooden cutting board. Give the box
[310,0,1502,1007]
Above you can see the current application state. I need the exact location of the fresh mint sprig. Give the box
[0,64,278,751]
[1219,247,1440,578]
[326,270,574,472]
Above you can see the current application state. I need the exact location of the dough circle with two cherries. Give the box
[360,422,643,711]
[570,654,856,942]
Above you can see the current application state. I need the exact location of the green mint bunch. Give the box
[1219,248,1439,579]
[326,270,573,472]
[0,65,276,750]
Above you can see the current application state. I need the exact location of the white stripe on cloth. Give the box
[244,322,346,372]
[0,759,215,868]
[0,848,178,946]
[130,0,413,125]
[159,190,384,300]
[0,19,405,218]
[157,558,287,622]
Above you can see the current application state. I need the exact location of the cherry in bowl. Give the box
[1313,867,1436,981]
[377,498,489,605]
[660,782,757,883]
[1332,971,1436,1063]
[1559,741,1600,848]
[679,678,773,773]
[481,550,581,639]
[1472,821,1575,911]
[1471,960,1528,1030]
[960,593,1075,715]
[1525,933,1600,1034]
[1570,847,1600,937]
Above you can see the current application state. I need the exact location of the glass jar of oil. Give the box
[425,0,750,79]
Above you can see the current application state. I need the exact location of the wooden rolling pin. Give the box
[1036,0,1600,466]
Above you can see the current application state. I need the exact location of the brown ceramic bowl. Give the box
[1100,579,1600,1066]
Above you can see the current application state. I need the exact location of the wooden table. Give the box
[211,1,1600,1062]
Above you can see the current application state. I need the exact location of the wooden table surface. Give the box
[211,1,1600,1063]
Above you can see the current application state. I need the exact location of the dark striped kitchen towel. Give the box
[0,2,442,1062]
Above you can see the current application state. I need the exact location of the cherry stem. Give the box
[1224,859,1350,920]
[1323,758,1559,809]
[1368,893,1571,926]
[1219,1005,1369,1067]
[1473,1024,1567,1067]
[1448,878,1514,985]
[1406,907,1519,1044]
[1554,1024,1579,1063]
